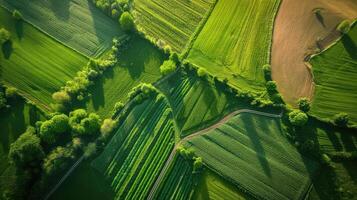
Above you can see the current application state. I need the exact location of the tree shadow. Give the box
[15,20,23,39]
[49,0,70,21]
[2,40,13,59]
[315,12,325,28]
[341,35,357,60]
[241,114,272,177]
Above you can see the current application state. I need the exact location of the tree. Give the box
[43,146,74,176]
[119,12,134,31]
[297,97,310,112]
[262,64,271,81]
[266,81,277,94]
[101,118,117,139]
[193,157,203,172]
[0,92,7,110]
[84,143,97,158]
[9,127,45,169]
[80,113,101,136]
[159,60,176,75]
[333,113,349,127]
[69,109,101,137]
[113,101,124,114]
[288,110,308,127]
[0,28,11,45]
[197,67,208,77]
[39,114,70,144]
[5,87,18,99]
[52,91,71,104]
[337,20,350,34]
[12,10,23,20]
[169,52,180,63]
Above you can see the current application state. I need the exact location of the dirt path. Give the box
[271,0,357,105]
[147,109,282,200]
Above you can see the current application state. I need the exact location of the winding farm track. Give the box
[147,109,282,200]
[271,0,357,105]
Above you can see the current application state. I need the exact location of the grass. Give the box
[157,70,247,136]
[0,0,125,57]
[133,0,216,53]
[92,96,176,199]
[0,99,45,195]
[186,0,280,92]
[154,155,199,199]
[0,7,87,111]
[310,23,357,124]
[81,34,166,118]
[184,113,318,200]
[194,169,251,200]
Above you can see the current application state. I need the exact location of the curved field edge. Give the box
[308,20,357,124]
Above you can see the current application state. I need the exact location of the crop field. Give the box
[184,113,318,200]
[133,0,216,53]
[154,155,198,199]
[0,100,44,195]
[194,169,250,200]
[92,96,176,199]
[0,0,124,57]
[83,35,165,117]
[157,71,246,135]
[0,7,87,111]
[310,23,357,123]
[187,0,280,92]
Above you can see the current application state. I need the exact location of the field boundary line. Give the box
[147,109,282,200]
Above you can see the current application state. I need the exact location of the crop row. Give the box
[92,97,175,199]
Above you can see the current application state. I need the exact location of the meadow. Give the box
[0,0,124,57]
[186,0,280,92]
[154,155,198,199]
[157,71,245,136]
[184,113,318,200]
[83,35,165,117]
[310,23,357,124]
[133,0,216,53]
[0,7,87,111]
[92,96,176,199]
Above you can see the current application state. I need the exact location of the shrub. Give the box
[43,146,75,176]
[337,20,350,34]
[0,28,11,45]
[169,52,180,63]
[113,101,124,115]
[262,64,271,80]
[266,81,277,94]
[100,118,117,138]
[197,67,208,77]
[0,92,6,110]
[52,91,71,104]
[193,157,203,172]
[119,12,134,31]
[160,60,176,75]
[9,127,45,169]
[84,143,97,158]
[297,97,310,112]
[12,10,23,20]
[5,87,18,99]
[288,110,308,127]
[333,113,349,127]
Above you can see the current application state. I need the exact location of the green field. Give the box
[0,7,87,111]
[0,0,124,57]
[187,0,280,92]
[184,113,317,200]
[194,169,251,200]
[310,23,357,124]
[133,0,216,53]
[92,96,176,199]
[157,71,244,136]
[83,35,165,117]
[154,155,198,199]
[0,100,45,195]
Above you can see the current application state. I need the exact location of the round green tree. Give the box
[333,113,349,127]
[119,12,134,31]
[288,110,308,127]
[297,97,310,112]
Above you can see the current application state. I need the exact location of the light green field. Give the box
[194,169,251,200]
[133,0,215,53]
[187,0,280,92]
[154,155,198,199]
[157,71,247,136]
[83,35,165,117]
[0,0,124,57]
[92,96,175,199]
[310,23,357,124]
[0,7,87,111]
[0,100,45,195]
[184,113,318,200]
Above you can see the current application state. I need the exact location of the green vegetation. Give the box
[133,0,216,53]
[187,0,280,92]
[337,20,351,34]
[310,23,357,124]
[0,27,10,44]
[289,110,308,127]
[0,7,87,111]
[119,12,134,31]
[184,113,318,200]
[92,95,176,199]
[154,154,199,199]
[297,98,311,112]
[0,0,125,57]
